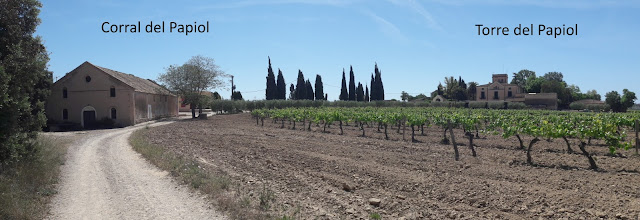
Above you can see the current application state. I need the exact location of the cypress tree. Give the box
[348,66,356,101]
[339,69,348,101]
[374,63,384,100]
[265,57,276,100]
[276,69,286,99]
[314,74,324,100]
[370,74,376,101]
[0,0,52,163]
[356,83,364,101]
[305,80,314,100]
[365,85,370,102]
[294,70,306,100]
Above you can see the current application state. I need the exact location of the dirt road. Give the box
[47,121,225,220]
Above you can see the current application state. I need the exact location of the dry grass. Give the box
[0,135,72,219]
[129,128,267,220]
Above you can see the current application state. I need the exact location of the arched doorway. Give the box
[81,106,97,129]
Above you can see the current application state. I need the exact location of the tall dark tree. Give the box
[348,66,356,101]
[231,91,243,100]
[356,83,364,101]
[339,69,348,101]
[289,83,295,100]
[1,0,52,163]
[265,57,276,100]
[276,69,286,99]
[364,85,370,102]
[294,70,306,100]
[370,74,376,100]
[314,74,324,100]
[371,63,385,100]
[305,80,314,100]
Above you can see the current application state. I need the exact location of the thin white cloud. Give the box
[427,0,640,9]
[386,0,443,31]
[197,0,360,10]
[362,10,409,43]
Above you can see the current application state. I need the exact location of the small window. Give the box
[110,86,116,97]
[63,109,68,120]
[508,91,513,97]
[63,87,68,98]
[494,91,499,100]
[85,76,91,82]
[480,92,486,99]
[111,108,117,119]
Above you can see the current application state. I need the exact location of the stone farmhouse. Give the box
[46,62,178,128]
[476,74,558,110]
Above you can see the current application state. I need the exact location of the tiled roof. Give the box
[89,62,173,95]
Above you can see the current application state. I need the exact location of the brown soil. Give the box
[144,113,640,219]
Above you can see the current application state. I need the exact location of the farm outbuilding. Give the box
[46,61,178,128]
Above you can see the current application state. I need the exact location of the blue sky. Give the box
[37,0,640,100]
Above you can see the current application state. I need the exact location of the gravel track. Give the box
[47,121,225,220]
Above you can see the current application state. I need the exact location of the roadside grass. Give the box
[0,135,72,219]
[130,128,267,219]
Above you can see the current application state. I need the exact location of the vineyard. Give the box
[253,107,640,170]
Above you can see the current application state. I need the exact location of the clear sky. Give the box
[37,0,640,101]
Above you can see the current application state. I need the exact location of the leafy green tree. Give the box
[621,89,637,112]
[348,66,356,101]
[265,57,276,100]
[401,91,410,102]
[467,82,477,101]
[0,0,52,164]
[339,69,348,101]
[314,74,324,100]
[159,55,227,118]
[511,69,536,92]
[541,80,572,109]
[276,69,286,99]
[543,71,564,83]
[586,89,601,101]
[525,76,546,93]
[289,83,295,100]
[606,91,622,112]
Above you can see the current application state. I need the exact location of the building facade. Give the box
[476,74,525,101]
[46,62,178,128]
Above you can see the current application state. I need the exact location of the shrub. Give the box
[487,101,505,109]
[570,102,586,110]
[508,102,527,109]
[469,101,487,109]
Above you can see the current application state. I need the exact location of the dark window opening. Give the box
[85,76,91,82]
[494,91,499,100]
[508,91,513,97]
[63,87,68,98]
[111,108,117,119]
[63,109,68,120]
[110,87,116,97]
[480,92,486,99]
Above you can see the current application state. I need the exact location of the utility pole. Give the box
[230,75,235,100]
